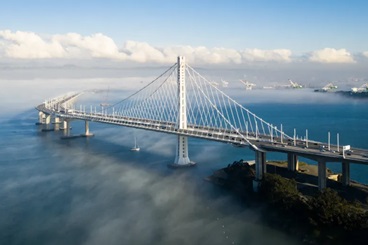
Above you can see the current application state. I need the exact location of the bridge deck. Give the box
[36,101,368,165]
[35,90,368,166]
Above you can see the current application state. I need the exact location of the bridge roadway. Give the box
[260,141,368,165]
[36,93,368,191]
[37,100,368,166]
[36,92,83,116]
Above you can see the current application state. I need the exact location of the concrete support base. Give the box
[342,160,350,186]
[255,150,267,180]
[36,111,46,125]
[81,120,94,137]
[49,117,60,130]
[168,162,196,168]
[60,120,72,139]
[54,124,60,131]
[45,115,51,125]
[38,111,44,124]
[36,112,51,125]
[318,160,327,191]
[60,120,71,130]
[253,150,267,192]
[170,135,195,168]
[60,135,81,140]
[287,153,299,171]
[53,117,61,124]
[41,128,56,132]
[81,133,94,137]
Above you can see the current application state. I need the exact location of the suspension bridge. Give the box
[36,56,368,191]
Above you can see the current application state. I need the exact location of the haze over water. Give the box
[1,69,367,245]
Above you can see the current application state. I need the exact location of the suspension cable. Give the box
[105,63,177,109]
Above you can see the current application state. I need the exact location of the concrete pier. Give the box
[45,115,51,125]
[253,150,267,192]
[52,117,60,131]
[287,153,299,171]
[60,120,72,138]
[39,114,53,131]
[318,160,327,190]
[36,111,51,125]
[37,111,44,124]
[81,120,94,137]
[170,135,195,168]
[53,117,60,124]
[341,160,350,186]
[60,120,69,131]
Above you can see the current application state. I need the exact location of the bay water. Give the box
[1,78,367,245]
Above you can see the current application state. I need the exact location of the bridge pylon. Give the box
[170,56,195,168]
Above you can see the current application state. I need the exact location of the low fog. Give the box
[0,112,299,245]
[0,63,367,245]
[1,62,365,120]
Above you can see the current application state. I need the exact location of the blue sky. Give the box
[0,0,367,64]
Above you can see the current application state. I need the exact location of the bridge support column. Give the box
[171,135,194,167]
[253,150,267,192]
[170,56,195,168]
[45,115,51,125]
[53,117,60,130]
[287,153,299,171]
[60,120,71,136]
[318,160,327,191]
[38,114,52,131]
[36,111,45,125]
[341,160,350,186]
[81,120,94,137]
[53,117,60,124]
[60,120,68,130]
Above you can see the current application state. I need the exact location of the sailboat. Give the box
[131,136,140,151]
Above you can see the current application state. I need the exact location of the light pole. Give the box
[305,129,308,148]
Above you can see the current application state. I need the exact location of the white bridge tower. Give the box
[172,56,195,167]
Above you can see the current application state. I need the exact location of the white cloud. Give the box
[0,30,362,66]
[160,46,243,64]
[54,33,126,59]
[0,30,125,60]
[309,48,355,63]
[363,51,368,58]
[241,49,292,62]
[0,30,65,58]
[121,40,165,63]
[0,30,295,64]
[195,47,243,64]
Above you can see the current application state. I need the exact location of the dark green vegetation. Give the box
[213,160,368,244]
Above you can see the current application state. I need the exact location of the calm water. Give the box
[0,83,367,244]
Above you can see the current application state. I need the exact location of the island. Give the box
[206,160,368,244]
